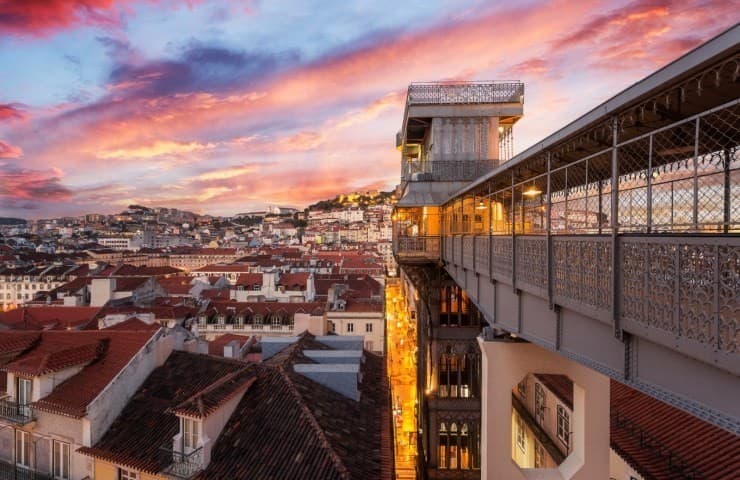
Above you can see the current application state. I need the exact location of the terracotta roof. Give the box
[113,265,182,276]
[0,307,100,330]
[79,335,391,479]
[197,335,391,480]
[3,340,106,376]
[208,334,253,356]
[103,317,160,331]
[194,264,252,273]
[170,368,256,418]
[27,330,158,417]
[611,379,740,480]
[156,276,193,295]
[77,351,249,473]
[0,331,40,356]
[113,277,149,292]
[278,272,309,289]
[234,273,262,286]
[534,373,573,410]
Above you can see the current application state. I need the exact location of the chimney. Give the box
[90,278,116,307]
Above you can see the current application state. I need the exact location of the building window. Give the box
[15,430,30,467]
[365,323,373,333]
[346,323,354,333]
[516,415,526,453]
[16,377,32,417]
[364,341,374,351]
[535,383,545,425]
[182,417,200,450]
[119,468,138,480]
[438,422,448,468]
[557,405,570,449]
[53,440,70,479]
[534,440,545,468]
[517,379,526,400]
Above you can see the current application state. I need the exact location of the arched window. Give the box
[460,423,470,469]
[439,353,449,398]
[449,355,459,398]
[438,422,448,469]
[449,423,459,469]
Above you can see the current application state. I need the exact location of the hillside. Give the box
[308,190,395,211]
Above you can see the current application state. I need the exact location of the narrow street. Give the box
[386,279,418,479]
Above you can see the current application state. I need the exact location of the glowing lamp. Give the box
[523,185,542,197]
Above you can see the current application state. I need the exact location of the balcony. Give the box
[402,159,496,183]
[0,461,51,480]
[394,236,440,264]
[407,81,524,106]
[0,398,34,425]
[160,446,203,479]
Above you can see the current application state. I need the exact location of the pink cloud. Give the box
[0,164,71,208]
[0,141,23,158]
[0,104,27,122]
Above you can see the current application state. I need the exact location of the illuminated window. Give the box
[557,405,570,449]
[119,468,138,480]
[534,440,545,468]
[516,415,526,453]
[439,422,448,468]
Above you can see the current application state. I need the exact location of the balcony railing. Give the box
[160,446,203,479]
[0,398,34,425]
[402,159,495,182]
[0,461,51,480]
[395,236,440,262]
[407,81,524,105]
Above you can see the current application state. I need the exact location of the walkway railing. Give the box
[443,232,739,372]
[0,398,34,425]
[395,236,440,261]
[402,159,496,182]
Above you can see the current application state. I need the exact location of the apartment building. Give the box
[0,329,173,480]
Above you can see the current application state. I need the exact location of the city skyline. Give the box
[0,0,736,218]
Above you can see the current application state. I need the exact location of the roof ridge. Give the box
[173,365,251,410]
[276,365,351,480]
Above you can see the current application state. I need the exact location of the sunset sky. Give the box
[0,0,736,218]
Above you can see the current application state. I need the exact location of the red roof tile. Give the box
[18,330,159,417]
[611,379,740,480]
[3,340,106,376]
[0,307,100,330]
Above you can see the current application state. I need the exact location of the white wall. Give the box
[478,340,610,480]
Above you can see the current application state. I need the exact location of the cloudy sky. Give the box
[0,0,736,218]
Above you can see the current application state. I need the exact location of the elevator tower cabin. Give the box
[394,82,524,264]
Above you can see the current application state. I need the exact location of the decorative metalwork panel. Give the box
[718,245,739,354]
[678,244,716,346]
[621,238,740,355]
[475,236,489,273]
[397,236,440,260]
[463,236,474,270]
[408,81,524,105]
[404,160,497,182]
[515,236,547,289]
[491,236,513,280]
[552,237,612,311]
[444,235,453,262]
[454,236,463,265]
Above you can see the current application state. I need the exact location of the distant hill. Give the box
[0,217,27,225]
[308,191,395,211]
